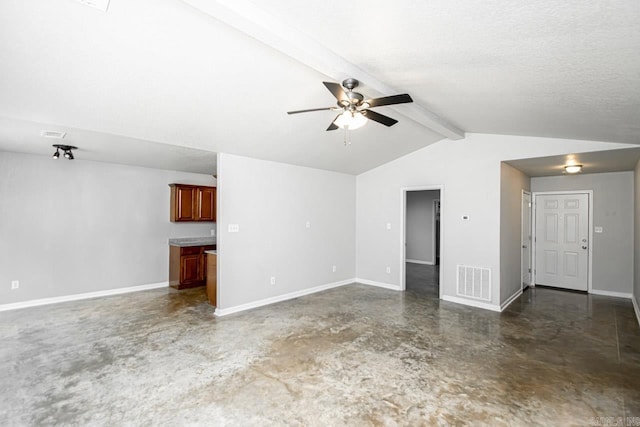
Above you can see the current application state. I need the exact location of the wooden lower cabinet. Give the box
[169,245,215,289]
[206,253,217,306]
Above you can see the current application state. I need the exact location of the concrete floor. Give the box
[405,262,439,298]
[1,284,639,426]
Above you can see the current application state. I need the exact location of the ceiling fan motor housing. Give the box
[342,78,359,90]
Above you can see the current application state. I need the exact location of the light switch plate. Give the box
[594,226,603,233]
[228,224,239,233]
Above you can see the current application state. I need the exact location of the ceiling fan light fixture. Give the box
[564,164,582,174]
[335,110,367,130]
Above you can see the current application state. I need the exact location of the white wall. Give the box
[532,172,634,295]
[406,190,439,264]
[356,133,631,310]
[500,163,530,305]
[0,151,216,305]
[216,153,355,311]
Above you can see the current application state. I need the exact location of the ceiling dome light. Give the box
[335,110,367,130]
[564,164,582,174]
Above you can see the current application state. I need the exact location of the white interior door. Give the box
[535,193,589,291]
[521,192,532,289]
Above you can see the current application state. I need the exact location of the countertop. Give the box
[168,237,216,247]
[204,250,217,255]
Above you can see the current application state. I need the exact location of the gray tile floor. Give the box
[1,282,639,426]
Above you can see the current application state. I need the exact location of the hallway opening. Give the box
[402,188,441,297]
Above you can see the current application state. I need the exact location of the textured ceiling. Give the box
[0,116,218,174]
[252,0,640,144]
[0,0,638,175]
[506,146,640,177]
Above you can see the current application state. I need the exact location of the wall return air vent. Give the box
[456,265,491,301]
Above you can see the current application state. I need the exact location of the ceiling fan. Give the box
[287,78,413,131]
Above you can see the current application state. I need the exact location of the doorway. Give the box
[402,187,442,298]
[532,191,592,292]
[521,191,532,290]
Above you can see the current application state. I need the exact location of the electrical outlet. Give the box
[305,221,311,229]
[270,276,276,285]
[386,222,391,230]
[11,280,19,290]
[386,267,391,274]
[332,265,336,273]
[210,229,215,236]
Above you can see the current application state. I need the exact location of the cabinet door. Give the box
[197,187,216,221]
[200,245,215,282]
[180,254,201,285]
[175,186,197,221]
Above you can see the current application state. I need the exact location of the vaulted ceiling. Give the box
[0,0,638,174]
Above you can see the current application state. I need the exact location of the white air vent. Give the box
[73,0,110,12]
[457,265,491,301]
[40,130,66,139]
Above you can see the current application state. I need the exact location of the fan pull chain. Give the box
[343,126,351,146]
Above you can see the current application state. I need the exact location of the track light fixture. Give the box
[52,144,77,160]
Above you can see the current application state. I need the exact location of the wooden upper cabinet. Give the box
[175,185,197,221]
[197,187,216,221]
[170,184,216,222]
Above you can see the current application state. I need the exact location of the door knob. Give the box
[582,246,588,250]
[522,245,528,248]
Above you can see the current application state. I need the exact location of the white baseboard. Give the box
[442,295,501,312]
[406,259,434,265]
[632,295,640,328]
[500,289,523,311]
[214,279,354,317]
[589,289,633,299]
[0,282,169,312]
[355,278,402,291]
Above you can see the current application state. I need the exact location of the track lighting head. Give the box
[52,144,77,160]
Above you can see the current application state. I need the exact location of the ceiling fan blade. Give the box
[323,82,348,101]
[287,107,333,115]
[363,109,398,127]
[326,115,340,131]
[366,94,413,108]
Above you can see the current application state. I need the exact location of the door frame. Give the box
[531,190,594,293]
[432,199,440,265]
[400,185,444,298]
[521,190,532,292]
